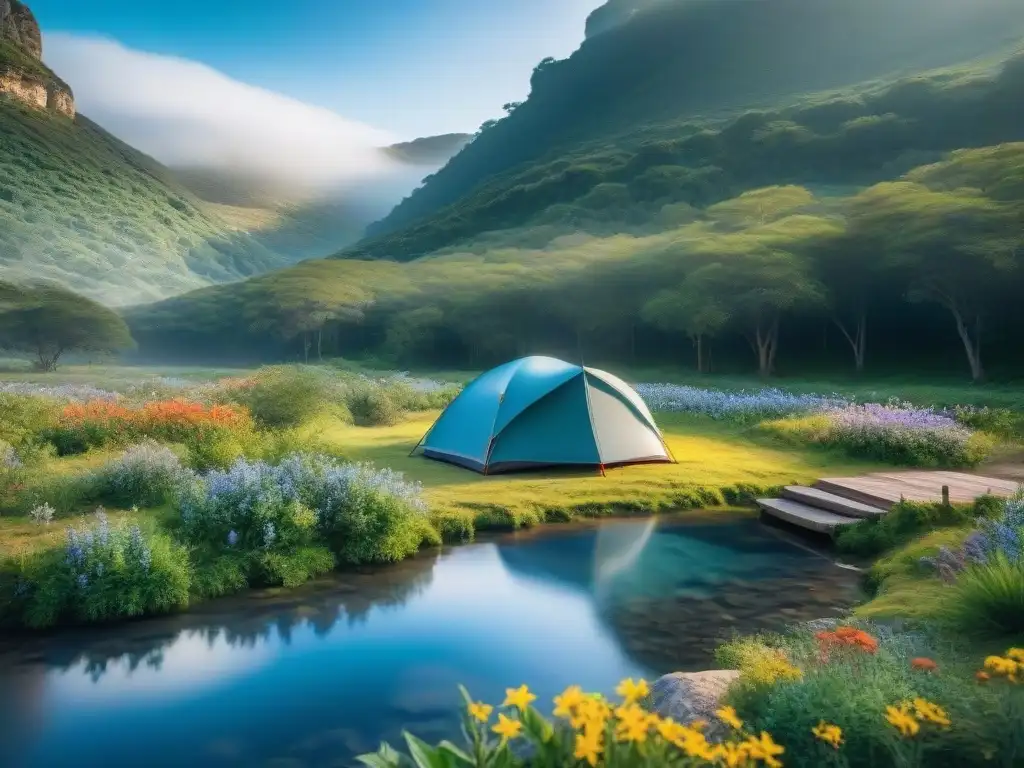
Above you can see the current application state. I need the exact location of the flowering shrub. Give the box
[1,439,23,495]
[28,502,54,525]
[218,366,340,428]
[761,400,990,467]
[43,398,254,457]
[179,454,432,566]
[633,384,847,423]
[360,679,788,768]
[713,630,1022,768]
[92,441,194,507]
[2,509,191,628]
[360,649,1023,768]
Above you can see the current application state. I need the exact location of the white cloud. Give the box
[43,34,403,192]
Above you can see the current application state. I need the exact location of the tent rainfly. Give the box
[411,356,674,474]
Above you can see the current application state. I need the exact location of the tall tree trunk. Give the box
[302,333,310,364]
[692,334,706,373]
[316,329,323,361]
[833,307,867,374]
[951,308,985,382]
[753,317,779,377]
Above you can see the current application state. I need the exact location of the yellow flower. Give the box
[671,726,713,759]
[707,741,752,768]
[553,685,585,719]
[812,721,843,749]
[656,716,686,743]
[571,696,611,730]
[574,732,603,767]
[912,698,951,728]
[745,731,785,768]
[467,701,493,723]
[885,703,921,738]
[502,684,537,712]
[1007,648,1024,663]
[983,655,1019,678]
[616,677,650,704]
[716,705,743,730]
[491,712,523,741]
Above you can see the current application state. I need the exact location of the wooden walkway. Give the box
[757,471,1020,535]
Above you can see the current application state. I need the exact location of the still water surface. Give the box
[0,513,860,768]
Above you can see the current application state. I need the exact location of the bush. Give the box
[42,399,255,457]
[952,405,1024,440]
[0,393,60,448]
[943,554,1024,637]
[723,628,1023,768]
[219,366,336,428]
[430,509,476,543]
[92,440,194,507]
[178,454,434,571]
[760,402,992,468]
[837,497,1001,558]
[345,382,403,427]
[1,510,191,628]
[635,384,846,423]
[247,546,336,588]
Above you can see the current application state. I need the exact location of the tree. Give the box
[848,182,1021,382]
[0,281,134,371]
[642,287,728,373]
[681,249,824,376]
[814,232,882,374]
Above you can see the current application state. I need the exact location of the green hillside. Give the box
[127,141,1024,381]
[350,0,1024,260]
[0,98,296,305]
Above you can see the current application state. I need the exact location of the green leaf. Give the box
[438,740,474,765]
[403,731,453,768]
[519,705,555,744]
[356,743,404,768]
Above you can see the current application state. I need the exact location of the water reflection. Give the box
[0,514,860,768]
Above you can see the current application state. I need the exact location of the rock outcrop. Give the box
[1,0,41,58]
[0,0,74,117]
[649,670,740,739]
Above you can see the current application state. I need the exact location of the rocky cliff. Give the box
[0,0,74,117]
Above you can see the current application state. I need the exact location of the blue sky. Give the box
[31,0,601,138]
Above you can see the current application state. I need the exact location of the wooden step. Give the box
[756,498,862,534]
[781,485,887,520]
[814,478,900,509]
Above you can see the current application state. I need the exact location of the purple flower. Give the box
[227,530,239,547]
[76,574,89,589]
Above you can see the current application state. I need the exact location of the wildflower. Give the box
[912,698,951,728]
[716,705,743,730]
[1007,648,1024,663]
[491,713,522,741]
[707,741,751,768]
[553,685,585,718]
[745,731,785,767]
[29,503,55,526]
[984,655,1020,679]
[911,657,938,672]
[467,701,492,723]
[76,573,89,590]
[613,703,651,743]
[502,684,536,711]
[656,717,685,743]
[227,530,239,547]
[571,696,610,731]
[976,671,991,682]
[672,726,713,760]
[616,677,650,704]
[885,703,920,738]
[574,732,602,767]
[812,721,843,749]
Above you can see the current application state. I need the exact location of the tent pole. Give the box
[580,369,607,478]
[408,429,429,457]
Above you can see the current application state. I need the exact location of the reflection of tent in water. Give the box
[411,356,674,474]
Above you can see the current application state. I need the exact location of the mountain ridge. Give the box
[353,0,1024,257]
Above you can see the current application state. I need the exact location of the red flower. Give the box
[911,658,938,672]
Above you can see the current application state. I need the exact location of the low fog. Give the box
[43,35,435,205]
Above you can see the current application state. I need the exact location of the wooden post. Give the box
[941,485,950,507]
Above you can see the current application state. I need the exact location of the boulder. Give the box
[649,669,740,737]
